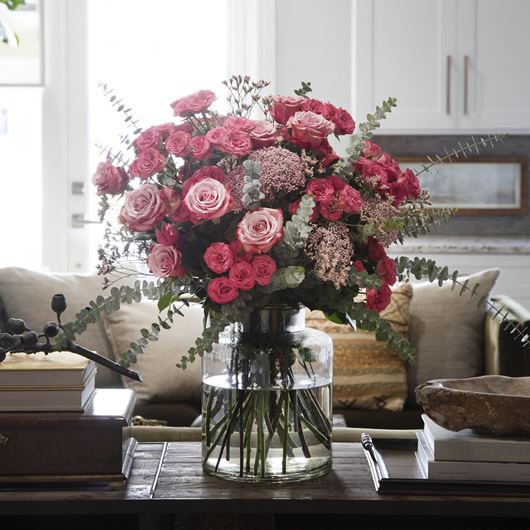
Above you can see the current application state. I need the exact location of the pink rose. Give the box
[323,102,338,122]
[249,121,278,148]
[171,204,191,223]
[376,257,397,286]
[252,255,277,286]
[222,116,257,133]
[320,141,341,168]
[129,148,167,180]
[319,196,343,221]
[287,111,335,148]
[288,198,319,222]
[306,178,335,203]
[183,177,232,222]
[154,123,180,138]
[207,277,239,304]
[133,127,162,152]
[328,174,347,191]
[228,261,256,291]
[366,283,392,312]
[173,121,194,134]
[119,184,166,232]
[237,207,284,254]
[155,223,179,246]
[221,129,252,157]
[92,158,128,196]
[171,89,216,117]
[229,240,253,263]
[165,131,191,157]
[271,95,305,125]
[204,242,234,274]
[206,127,229,146]
[401,168,421,199]
[333,108,355,135]
[362,140,382,158]
[341,185,363,214]
[147,243,185,278]
[301,98,327,116]
[160,187,181,215]
[352,260,367,273]
[189,136,211,160]
[368,238,386,262]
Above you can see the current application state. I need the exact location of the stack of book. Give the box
[416,414,530,483]
[0,351,96,412]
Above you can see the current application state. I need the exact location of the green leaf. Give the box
[158,293,174,312]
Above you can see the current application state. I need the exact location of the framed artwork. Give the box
[0,0,44,85]
[397,156,528,216]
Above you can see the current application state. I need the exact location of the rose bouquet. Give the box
[63,77,514,482]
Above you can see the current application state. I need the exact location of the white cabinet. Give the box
[353,0,530,133]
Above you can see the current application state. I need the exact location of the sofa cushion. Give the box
[0,267,120,388]
[407,268,500,402]
[307,283,412,413]
[102,301,204,404]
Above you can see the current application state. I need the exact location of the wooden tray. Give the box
[364,438,530,496]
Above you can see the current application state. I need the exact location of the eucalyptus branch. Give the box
[98,82,143,135]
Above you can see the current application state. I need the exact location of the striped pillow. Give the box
[306,284,412,412]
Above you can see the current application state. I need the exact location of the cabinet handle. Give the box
[464,55,469,115]
[446,55,451,114]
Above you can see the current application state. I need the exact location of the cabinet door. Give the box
[354,0,458,131]
[459,0,530,131]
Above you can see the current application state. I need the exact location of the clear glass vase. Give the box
[202,305,333,483]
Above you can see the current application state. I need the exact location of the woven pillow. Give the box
[306,283,413,412]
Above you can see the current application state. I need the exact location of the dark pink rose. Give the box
[287,111,335,148]
[155,223,179,246]
[221,129,252,157]
[204,242,234,274]
[366,282,392,312]
[301,98,327,116]
[328,174,347,191]
[129,148,167,180]
[222,116,257,133]
[319,196,343,221]
[119,184,166,232]
[341,185,363,214]
[147,243,185,278]
[237,208,284,254]
[228,260,256,291]
[133,127,162,152]
[401,168,421,199]
[323,102,338,122]
[271,95,305,125]
[207,277,239,304]
[171,204,191,223]
[389,181,407,206]
[333,108,355,135]
[306,178,335,203]
[368,238,386,262]
[165,131,191,157]
[376,152,401,183]
[206,127,229,146]
[376,257,397,286]
[171,89,216,117]
[249,121,278,148]
[189,136,211,160]
[352,260,367,273]
[229,240,253,262]
[288,198,319,222]
[92,158,128,196]
[361,140,382,158]
[183,177,232,222]
[252,255,277,286]
[160,187,181,215]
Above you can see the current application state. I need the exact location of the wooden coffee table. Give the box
[0,442,529,530]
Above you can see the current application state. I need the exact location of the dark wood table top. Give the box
[1,441,530,519]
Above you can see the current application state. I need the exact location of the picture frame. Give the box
[0,0,44,86]
[397,155,528,216]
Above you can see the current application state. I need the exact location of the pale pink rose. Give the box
[155,223,179,246]
[189,135,211,160]
[204,242,234,274]
[165,131,191,157]
[147,243,185,278]
[207,277,239,304]
[206,127,229,146]
[133,127,162,152]
[129,148,167,180]
[170,89,216,117]
[237,208,284,254]
[287,111,335,148]
[252,255,277,286]
[271,95,305,124]
[160,187,181,215]
[250,121,278,148]
[118,184,166,232]
[306,178,335,203]
[92,158,128,196]
[222,116,257,133]
[183,177,232,222]
[340,185,363,214]
[221,129,252,157]
[228,260,256,291]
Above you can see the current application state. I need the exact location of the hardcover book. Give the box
[422,414,530,463]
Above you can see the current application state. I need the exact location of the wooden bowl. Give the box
[415,375,530,436]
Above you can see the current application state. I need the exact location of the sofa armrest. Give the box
[485,295,530,376]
